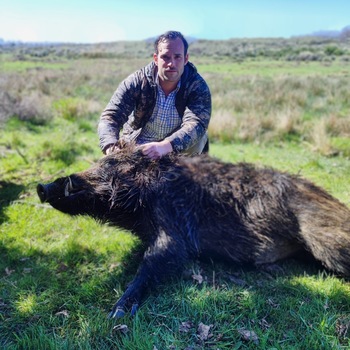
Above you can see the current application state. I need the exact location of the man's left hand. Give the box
[141,140,173,160]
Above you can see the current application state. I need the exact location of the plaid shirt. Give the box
[137,79,182,144]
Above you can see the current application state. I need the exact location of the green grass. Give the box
[0,60,69,73]
[198,59,350,77]
[1,116,350,349]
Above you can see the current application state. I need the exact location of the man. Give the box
[98,31,211,159]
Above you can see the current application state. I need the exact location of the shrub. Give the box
[0,91,16,124]
[52,97,87,121]
[308,118,334,155]
[14,92,52,124]
[325,46,345,56]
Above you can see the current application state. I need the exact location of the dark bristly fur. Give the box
[37,145,350,318]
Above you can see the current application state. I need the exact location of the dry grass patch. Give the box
[308,119,334,156]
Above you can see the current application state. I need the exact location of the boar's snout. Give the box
[37,183,49,203]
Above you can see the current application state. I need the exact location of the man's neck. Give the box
[158,79,178,97]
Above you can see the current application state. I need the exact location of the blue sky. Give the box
[1,0,349,43]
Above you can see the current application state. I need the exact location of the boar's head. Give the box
[37,148,160,228]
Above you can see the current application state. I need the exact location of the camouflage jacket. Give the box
[98,61,211,153]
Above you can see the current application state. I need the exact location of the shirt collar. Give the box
[156,75,181,94]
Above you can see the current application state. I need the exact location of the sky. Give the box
[1,0,349,43]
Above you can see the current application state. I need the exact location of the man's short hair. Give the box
[154,31,189,56]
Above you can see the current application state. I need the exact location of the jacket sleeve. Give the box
[98,72,140,152]
[165,74,212,153]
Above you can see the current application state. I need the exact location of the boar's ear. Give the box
[118,139,129,150]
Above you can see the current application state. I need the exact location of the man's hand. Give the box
[104,144,119,155]
[141,140,173,160]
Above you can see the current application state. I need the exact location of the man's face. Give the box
[153,38,189,87]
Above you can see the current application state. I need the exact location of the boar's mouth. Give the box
[37,177,87,204]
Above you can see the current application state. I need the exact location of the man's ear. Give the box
[185,53,189,65]
[153,52,158,66]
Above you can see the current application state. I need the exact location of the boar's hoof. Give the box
[108,306,126,319]
[108,303,139,318]
[130,303,139,316]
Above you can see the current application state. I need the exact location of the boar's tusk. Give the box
[64,177,73,197]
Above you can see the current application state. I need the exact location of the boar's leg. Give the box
[109,229,190,318]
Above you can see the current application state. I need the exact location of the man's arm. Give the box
[98,73,140,153]
[165,75,211,153]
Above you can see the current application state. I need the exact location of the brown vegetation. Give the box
[1,36,350,155]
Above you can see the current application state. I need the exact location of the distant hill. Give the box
[310,25,350,39]
[1,25,349,63]
[311,30,341,38]
[1,25,350,47]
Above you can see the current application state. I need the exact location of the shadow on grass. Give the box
[0,181,25,224]
[140,258,350,348]
[0,236,145,348]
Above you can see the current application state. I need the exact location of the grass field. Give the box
[1,40,350,349]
